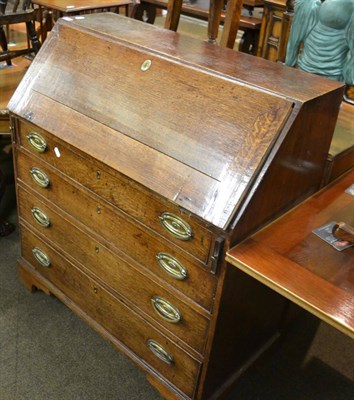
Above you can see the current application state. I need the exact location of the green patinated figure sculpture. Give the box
[286,0,354,87]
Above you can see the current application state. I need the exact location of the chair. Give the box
[0,0,41,66]
[164,0,244,48]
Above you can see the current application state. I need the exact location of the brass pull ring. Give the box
[159,212,192,241]
[147,339,174,365]
[31,207,51,228]
[30,167,50,188]
[32,247,51,268]
[27,132,47,153]
[156,253,187,280]
[151,296,181,324]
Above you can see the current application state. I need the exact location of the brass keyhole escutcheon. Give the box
[141,59,152,72]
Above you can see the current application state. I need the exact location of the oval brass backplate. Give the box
[30,167,50,188]
[159,212,193,241]
[31,207,51,228]
[27,132,47,153]
[32,247,51,268]
[156,253,188,280]
[147,339,174,365]
[151,296,181,324]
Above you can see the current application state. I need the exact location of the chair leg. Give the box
[25,21,41,55]
[0,25,12,66]
[132,2,157,24]
[165,0,183,31]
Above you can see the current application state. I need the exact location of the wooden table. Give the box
[227,170,354,339]
[32,0,132,41]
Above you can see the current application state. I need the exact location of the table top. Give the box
[227,169,354,339]
[32,0,132,13]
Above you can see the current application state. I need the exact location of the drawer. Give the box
[16,152,217,308]
[17,120,213,263]
[18,189,211,353]
[20,226,201,398]
[18,185,216,312]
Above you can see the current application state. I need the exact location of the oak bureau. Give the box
[8,13,344,399]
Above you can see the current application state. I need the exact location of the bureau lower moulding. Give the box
[9,12,344,400]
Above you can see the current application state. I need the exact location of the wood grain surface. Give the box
[227,170,354,338]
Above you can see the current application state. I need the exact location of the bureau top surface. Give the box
[8,13,342,230]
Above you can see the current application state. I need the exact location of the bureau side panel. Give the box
[200,261,288,399]
[231,92,343,242]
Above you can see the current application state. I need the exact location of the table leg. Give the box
[208,0,224,43]
[220,0,243,48]
[165,0,183,31]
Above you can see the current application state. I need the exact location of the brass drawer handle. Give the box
[32,247,51,268]
[151,296,181,324]
[159,212,192,241]
[27,132,47,153]
[31,207,51,228]
[30,167,50,188]
[147,339,174,365]
[156,253,188,280]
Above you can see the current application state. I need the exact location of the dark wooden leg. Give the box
[165,0,183,31]
[25,21,41,54]
[244,5,254,16]
[220,0,243,49]
[37,6,45,43]
[208,0,224,43]
[131,2,157,24]
[238,29,258,55]
[0,25,12,66]
[38,7,55,42]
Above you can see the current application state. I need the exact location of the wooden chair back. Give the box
[164,0,244,48]
[0,0,40,65]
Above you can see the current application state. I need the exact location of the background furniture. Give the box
[162,0,256,48]
[227,168,354,339]
[0,0,41,65]
[32,0,132,41]
[161,0,245,46]
[132,0,262,53]
[257,0,293,62]
[8,13,344,400]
